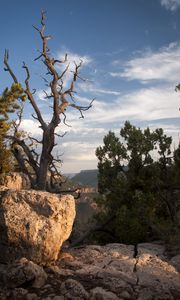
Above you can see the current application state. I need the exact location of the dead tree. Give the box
[4,12,94,191]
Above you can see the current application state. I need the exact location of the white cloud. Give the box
[78,81,121,96]
[41,85,180,130]
[58,50,92,67]
[60,140,100,173]
[111,43,180,83]
[19,119,42,136]
[160,0,180,11]
[36,88,51,101]
[56,49,92,88]
[66,87,177,126]
[56,85,180,137]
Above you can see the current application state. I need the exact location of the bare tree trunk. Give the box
[36,126,55,190]
[37,156,49,190]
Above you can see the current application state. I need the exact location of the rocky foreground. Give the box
[0,242,180,300]
[0,174,179,299]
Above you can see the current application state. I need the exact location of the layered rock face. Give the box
[0,189,75,265]
[0,243,179,299]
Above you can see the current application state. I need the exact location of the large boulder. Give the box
[0,189,75,265]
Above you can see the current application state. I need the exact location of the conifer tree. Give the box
[95,122,179,244]
[0,83,26,176]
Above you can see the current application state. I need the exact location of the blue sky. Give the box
[1,0,180,173]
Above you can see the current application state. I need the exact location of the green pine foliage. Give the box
[95,121,179,245]
[0,83,26,177]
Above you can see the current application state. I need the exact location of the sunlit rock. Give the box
[0,189,75,265]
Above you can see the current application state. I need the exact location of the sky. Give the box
[1,0,180,173]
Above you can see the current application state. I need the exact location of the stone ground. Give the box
[0,242,180,300]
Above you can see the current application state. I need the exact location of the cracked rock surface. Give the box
[0,242,179,299]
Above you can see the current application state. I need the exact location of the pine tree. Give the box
[0,83,26,177]
[95,122,178,244]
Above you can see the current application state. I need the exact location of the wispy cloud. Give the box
[19,119,42,136]
[57,49,92,66]
[110,43,180,83]
[86,87,180,123]
[36,46,92,95]
[56,49,92,87]
[36,88,51,101]
[53,85,180,132]
[160,0,180,11]
[78,81,121,96]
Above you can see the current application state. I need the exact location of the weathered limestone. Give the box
[60,278,89,299]
[4,257,47,288]
[0,242,179,299]
[56,243,180,299]
[89,287,119,299]
[136,243,180,299]
[0,172,30,190]
[0,189,75,265]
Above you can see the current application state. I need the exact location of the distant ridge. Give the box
[71,169,98,187]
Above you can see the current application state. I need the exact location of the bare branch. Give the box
[53,53,68,65]
[12,145,35,187]
[22,62,47,130]
[61,61,83,104]
[22,62,30,88]
[52,157,63,163]
[33,11,61,122]
[70,98,95,118]
[7,135,39,176]
[28,135,42,144]
[12,104,24,135]
[32,89,36,94]
[58,97,69,114]
[4,49,18,83]
[76,74,87,82]
[58,79,64,92]
[69,61,82,95]
[58,63,70,80]
[62,112,72,127]
[32,114,39,121]
[55,131,67,138]
[32,25,41,33]
[43,90,53,99]
[34,52,43,61]
[40,76,50,87]
[30,148,40,163]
